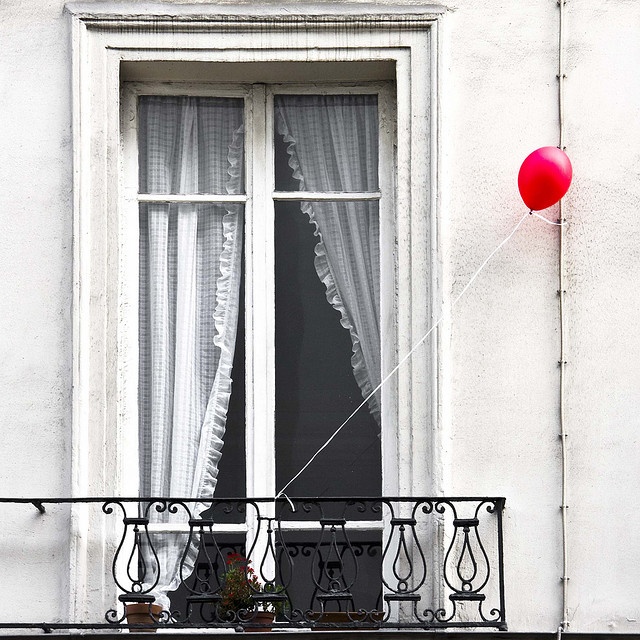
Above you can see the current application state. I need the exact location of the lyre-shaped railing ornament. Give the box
[310,517,358,608]
[103,499,163,624]
[381,501,428,622]
[243,515,291,622]
[438,499,505,626]
[178,517,225,622]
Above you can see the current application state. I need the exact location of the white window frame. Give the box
[67,1,443,622]
[122,80,395,501]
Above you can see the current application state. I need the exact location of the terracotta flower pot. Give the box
[244,610,275,632]
[311,610,383,630]
[125,603,163,633]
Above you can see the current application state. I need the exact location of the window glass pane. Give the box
[139,96,245,195]
[138,203,245,498]
[274,200,381,498]
[274,95,378,192]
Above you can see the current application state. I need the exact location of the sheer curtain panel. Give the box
[138,96,244,607]
[275,95,381,424]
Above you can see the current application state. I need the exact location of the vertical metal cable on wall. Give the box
[557,0,570,635]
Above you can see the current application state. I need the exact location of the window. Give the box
[126,84,393,501]
[123,85,394,608]
[69,3,440,618]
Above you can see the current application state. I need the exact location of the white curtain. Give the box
[138,96,244,608]
[275,95,381,423]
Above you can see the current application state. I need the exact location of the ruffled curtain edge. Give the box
[274,107,381,424]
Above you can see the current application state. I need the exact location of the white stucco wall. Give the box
[0,0,638,633]
[561,1,640,631]
[0,0,73,624]
[441,2,563,630]
[440,0,640,633]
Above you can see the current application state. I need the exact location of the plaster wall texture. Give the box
[0,0,638,633]
[442,0,640,633]
[559,2,640,632]
[0,0,73,624]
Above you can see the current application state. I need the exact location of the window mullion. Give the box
[246,84,276,501]
[273,191,381,201]
[137,193,247,203]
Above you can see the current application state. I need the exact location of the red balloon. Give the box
[518,146,572,211]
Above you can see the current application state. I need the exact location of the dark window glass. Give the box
[274,199,381,499]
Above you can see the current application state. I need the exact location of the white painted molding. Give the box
[66,2,447,24]
[68,1,442,622]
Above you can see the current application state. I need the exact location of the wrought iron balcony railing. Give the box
[0,496,506,632]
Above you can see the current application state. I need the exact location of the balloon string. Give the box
[275,210,531,499]
[275,492,296,513]
[531,211,565,226]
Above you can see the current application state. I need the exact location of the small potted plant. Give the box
[218,553,286,631]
